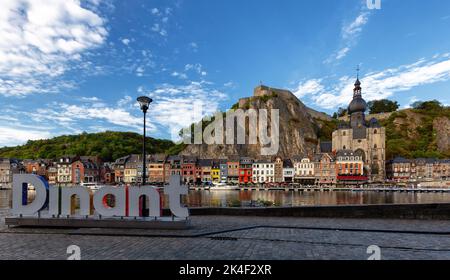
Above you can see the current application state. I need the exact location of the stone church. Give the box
[332,77,386,182]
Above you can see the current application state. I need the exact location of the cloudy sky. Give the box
[1,0,450,146]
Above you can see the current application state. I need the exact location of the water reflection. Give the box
[1,189,450,209]
[181,190,450,207]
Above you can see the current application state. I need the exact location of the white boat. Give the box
[81,182,101,191]
[211,182,238,190]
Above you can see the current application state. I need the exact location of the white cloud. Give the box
[313,55,450,109]
[189,42,199,51]
[151,23,167,37]
[39,103,145,129]
[171,71,188,80]
[121,38,131,45]
[0,94,154,146]
[141,81,228,141]
[0,0,108,96]
[117,95,133,108]
[342,12,369,39]
[185,63,206,76]
[80,96,101,102]
[335,47,350,60]
[326,11,370,63]
[0,126,52,147]
[151,8,159,15]
[136,66,145,76]
[293,79,325,98]
[159,29,168,37]
[224,81,235,88]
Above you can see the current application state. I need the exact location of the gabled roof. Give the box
[291,154,307,162]
[319,141,332,153]
[114,155,130,165]
[390,157,411,164]
[253,160,272,164]
[198,159,213,167]
[239,157,253,164]
[167,155,181,162]
[369,118,381,128]
[147,153,167,163]
[283,159,294,168]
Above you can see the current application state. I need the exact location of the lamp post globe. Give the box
[137,96,152,217]
[137,96,152,113]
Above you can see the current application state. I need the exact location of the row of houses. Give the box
[0,153,360,188]
[0,156,109,188]
[386,157,450,182]
[1,154,449,189]
[110,151,368,186]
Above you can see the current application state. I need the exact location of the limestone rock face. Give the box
[180,86,324,159]
[434,116,450,154]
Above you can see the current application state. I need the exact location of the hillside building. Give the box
[332,78,386,182]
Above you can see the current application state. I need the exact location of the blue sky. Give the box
[1,0,450,146]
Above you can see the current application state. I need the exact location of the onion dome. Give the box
[348,78,367,114]
[348,97,367,114]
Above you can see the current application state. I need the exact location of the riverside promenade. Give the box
[1,209,450,260]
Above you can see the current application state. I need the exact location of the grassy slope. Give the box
[0,131,184,161]
[316,107,450,160]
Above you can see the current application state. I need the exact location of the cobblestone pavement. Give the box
[1,210,450,260]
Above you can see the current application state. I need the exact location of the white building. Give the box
[283,159,295,182]
[294,158,315,178]
[57,156,74,186]
[0,158,22,189]
[252,161,275,183]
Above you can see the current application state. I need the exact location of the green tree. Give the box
[0,131,179,161]
[335,107,347,117]
[412,100,443,111]
[367,99,399,114]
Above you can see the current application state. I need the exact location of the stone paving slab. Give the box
[3,214,450,236]
[1,209,450,260]
[0,229,449,260]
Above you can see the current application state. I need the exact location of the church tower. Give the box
[332,70,386,183]
[348,77,368,139]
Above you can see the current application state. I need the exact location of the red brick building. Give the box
[100,163,115,184]
[72,159,99,184]
[181,156,197,184]
[239,158,253,185]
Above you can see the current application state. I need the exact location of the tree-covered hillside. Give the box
[380,101,450,160]
[0,131,184,161]
[319,101,450,160]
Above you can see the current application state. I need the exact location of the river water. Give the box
[2,189,450,209]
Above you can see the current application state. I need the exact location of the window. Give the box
[374,129,378,134]
[374,144,378,149]
[343,131,346,136]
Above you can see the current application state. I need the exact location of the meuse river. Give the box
[1,189,450,209]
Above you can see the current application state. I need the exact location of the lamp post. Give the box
[137,96,152,217]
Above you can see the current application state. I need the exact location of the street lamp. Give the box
[137,96,152,217]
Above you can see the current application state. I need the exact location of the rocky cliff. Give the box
[434,116,450,154]
[379,108,450,159]
[180,85,329,159]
